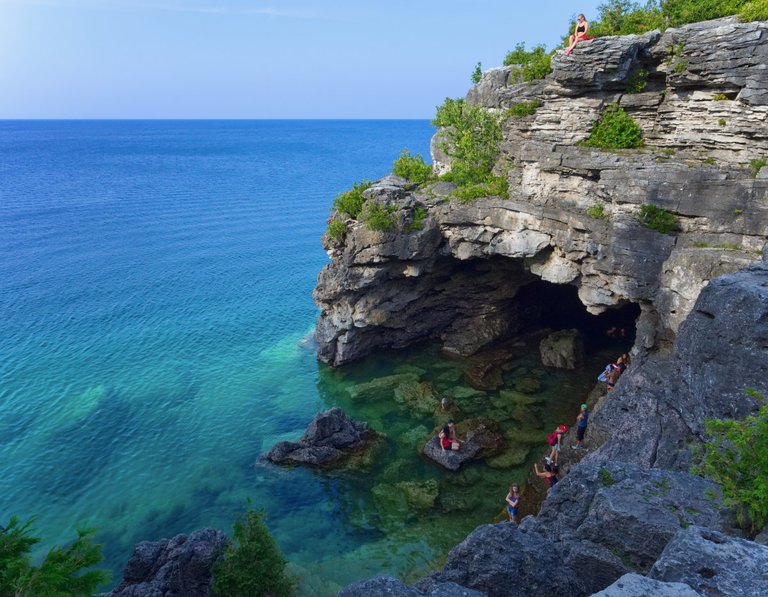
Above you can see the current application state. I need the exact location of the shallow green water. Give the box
[288,337,626,594]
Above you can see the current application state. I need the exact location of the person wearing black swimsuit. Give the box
[566,14,589,55]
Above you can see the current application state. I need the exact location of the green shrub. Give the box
[361,200,396,232]
[332,181,372,218]
[740,0,768,20]
[719,118,727,126]
[505,99,543,118]
[452,176,509,203]
[432,97,502,187]
[326,218,347,242]
[586,0,665,37]
[704,156,716,165]
[503,43,553,82]
[587,203,608,219]
[674,61,688,73]
[712,92,728,101]
[695,397,768,536]
[213,509,294,597]
[393,149,433,184]
[406,206,428,232]
[471,62,483,84]
[734,208,743,215]
[638,203,677,233]
[0,516,110,596]
[626,69,649,94]
[749,158,766,177]
[582,105,644,149]
[663,0,746,26]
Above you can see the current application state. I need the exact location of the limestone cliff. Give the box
[314,17,768,368]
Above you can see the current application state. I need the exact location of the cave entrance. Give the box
[511,279,641,354]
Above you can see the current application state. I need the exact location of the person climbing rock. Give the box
[573,403,589,450]
[547,424,567,464]
[505,483,521,523]
[534,462,559,493]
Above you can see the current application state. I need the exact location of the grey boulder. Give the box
[107,528,226,597]
[591,573,701,597]
[338,576,486,597]
[264,407,374,467]
[650,526,768,597]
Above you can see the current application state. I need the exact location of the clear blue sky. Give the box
[0,1,603,118]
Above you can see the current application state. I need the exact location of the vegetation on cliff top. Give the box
[393,149,433,185]
[696,390,768,536]
[0,516,109,596]
[576,0,768,39]
[213,508,295,597]
[432,97,508,202]
[503,43,553,82]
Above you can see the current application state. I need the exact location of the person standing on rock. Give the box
[573,403,589,450]
[505,484,521,522]
[547,424,567,464]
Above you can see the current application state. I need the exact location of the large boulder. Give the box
[338,576,486,597]
[522,462,728,594]
[649,526,768,597]
[592,573,701,597]
[416,523,584,597]
[539,328,583,369]
[422,420,505,471]
[264,407,375,467]
[107,528,226,597]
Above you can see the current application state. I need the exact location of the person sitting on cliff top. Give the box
[566,14,593,56]
[439,420,462,452]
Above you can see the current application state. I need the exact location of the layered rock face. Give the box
[315,17,767,367]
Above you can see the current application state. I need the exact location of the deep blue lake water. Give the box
[1,120,619,595]
[0,120,440,592]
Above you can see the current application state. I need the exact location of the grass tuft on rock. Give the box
[638,204,677,234]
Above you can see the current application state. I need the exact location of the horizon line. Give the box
[0,117,434,122]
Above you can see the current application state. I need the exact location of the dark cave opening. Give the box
[512,279,641,354]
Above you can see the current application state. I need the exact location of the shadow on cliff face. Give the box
[511,279,640,352]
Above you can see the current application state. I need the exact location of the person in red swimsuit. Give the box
[439,420,462,452]
[566,14,591,55]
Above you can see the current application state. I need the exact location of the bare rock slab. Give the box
[422,420,505,471]
[650,526,768,597]
[264,407,375,467]
[592,573,701,597]
[338,576,487,597]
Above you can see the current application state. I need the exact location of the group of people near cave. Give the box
[440,346,630,525]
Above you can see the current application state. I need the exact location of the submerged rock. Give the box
[539,328,583,370]
[108,528,226,597]
[264,407,375,467]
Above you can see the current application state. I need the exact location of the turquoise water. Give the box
[0,120,622,594]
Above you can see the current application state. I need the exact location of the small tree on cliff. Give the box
[0,516,109,596]
[695,392,768,536]
[212,508,294,597]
